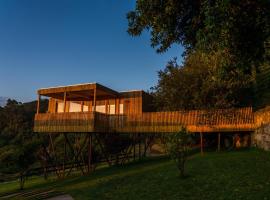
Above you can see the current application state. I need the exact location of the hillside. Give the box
[1,149,270,200]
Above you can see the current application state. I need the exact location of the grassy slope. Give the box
[1,149,270,200]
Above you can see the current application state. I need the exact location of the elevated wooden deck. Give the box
[34,107,255,133]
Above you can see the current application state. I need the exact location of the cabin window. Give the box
[119,104,124,114]
[69,102,81,112]
[95,105,106,113]
[83,105,89,112]
[57,102,64,113]
[109,104,115,114]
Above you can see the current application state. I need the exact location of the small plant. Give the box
[166,127,191,178]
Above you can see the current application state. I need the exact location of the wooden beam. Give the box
[36,94,41,114]
[200,132,203,155]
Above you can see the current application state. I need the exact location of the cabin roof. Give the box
[38,82,120,100]
[37,82,146,101]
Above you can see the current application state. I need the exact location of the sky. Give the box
[0,0,184,102]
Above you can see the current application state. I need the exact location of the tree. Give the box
[0,140,41,189]
[152,50,254,110]
[0,99,48,189]
[166,127,191,178]
[127,0,270,73]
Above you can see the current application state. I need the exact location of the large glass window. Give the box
[57,102,64,113]
[109,104,115,114]
[95,105,106,113]
[69,102,81,112]
[119,104,124,114]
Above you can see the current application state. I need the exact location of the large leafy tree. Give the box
[128,0,270,108]
[127,0,270,73]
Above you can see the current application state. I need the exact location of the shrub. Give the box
[166,127,192,178]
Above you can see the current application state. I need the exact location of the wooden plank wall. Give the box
[34,107,255,133]
[255,106,270,127]
[105,107,254,133]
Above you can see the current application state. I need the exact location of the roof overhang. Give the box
[38,83,119,101]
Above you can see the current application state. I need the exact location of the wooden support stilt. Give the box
[63,134,67,178]
[64,134,88,176]
[139,133,141,159]
[95,133,112,166]
[88,134,92,173]
[133,135,136,161]
[200,132,203,155]
[218,133,221,152]
[49,134,60,177]
[144,135,147,157]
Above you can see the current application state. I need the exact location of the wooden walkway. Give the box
[34,107,255,133]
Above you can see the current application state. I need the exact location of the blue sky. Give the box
[0,0,183,102]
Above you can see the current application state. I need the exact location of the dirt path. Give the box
[46,194,74,200]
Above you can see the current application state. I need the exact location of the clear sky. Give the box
[0,0,183,102]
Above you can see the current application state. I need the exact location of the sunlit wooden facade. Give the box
[34,83,255,134]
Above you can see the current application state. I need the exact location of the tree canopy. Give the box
[128,0,270,109]
[128,0,270,72]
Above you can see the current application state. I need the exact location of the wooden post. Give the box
[114,98,117,114]
[105,100,108,114]
[36,94,41,114]
[218,133,221,152]
[63,134,67,178]
[93,88,96,112]
[63,92,67,113]
[133,135,136,161]
[144,135,147,157]
[139,134,141,159]
[81,101,83,112]
[200,132,203,155]
[88,134,92,173]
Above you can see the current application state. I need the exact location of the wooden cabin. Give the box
[40,83,153,115]
[34,82,255,134]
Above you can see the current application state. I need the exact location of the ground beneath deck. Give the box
[1,149,270,200]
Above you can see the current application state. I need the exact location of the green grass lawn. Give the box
[1,149,270,200]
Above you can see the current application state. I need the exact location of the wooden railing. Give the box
[34,112,95,132]
[108,107,255,133]
[34,107,255,133]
